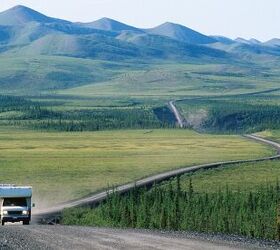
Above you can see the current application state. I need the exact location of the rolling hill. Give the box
[0,5,279,94]
[146,22,217,44]
[264,38,280,47]
[0,5,278,62]
[0,5,70,26]
[0,6,230,62]
[80,17,141,33]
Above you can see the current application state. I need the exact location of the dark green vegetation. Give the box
[0,95,174,131]
[0,6,279,133]
[177,94,280,133]
[62,159,280,240]
[5,91,280,133]
[63,174,280,240]
[1,5,280,240]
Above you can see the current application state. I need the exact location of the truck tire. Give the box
[23,220,29,225]
[1,221,4,226]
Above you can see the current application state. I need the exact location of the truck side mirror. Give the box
[32,203,35,208]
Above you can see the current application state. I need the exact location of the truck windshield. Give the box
[3,198,27,207]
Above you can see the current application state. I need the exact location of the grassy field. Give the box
[159,130,280,193]
[0,127,274,207]
[170,129,280,191]
[174,160,280,193]
[0,55,143,95]
[1,56,279,134]
[60,63,280,98]
[56,62,280,134]
[257,130,280,143]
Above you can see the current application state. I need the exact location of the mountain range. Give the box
[0,5,279,62]
[0,5,280,93]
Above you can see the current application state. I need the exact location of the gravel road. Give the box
[168,101,185,128]
[1,101,280,250]
[33,120,280,222]
[2,225,279,250]
[33,101,280,219]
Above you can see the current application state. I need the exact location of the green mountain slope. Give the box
[81,18,140,32]
[0,5,279,94]
[146,22,217,44]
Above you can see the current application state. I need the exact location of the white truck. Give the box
[0,185,34,225]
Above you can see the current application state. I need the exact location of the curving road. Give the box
[169,100,185,128]
[32,134,280,223]
[245,134,280,154]
[2,100,280,250]
[33,102,280,223]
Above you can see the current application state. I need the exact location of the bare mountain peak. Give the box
[99,17,115,22]
[153,22,193,32]
[235,37,262,45]
[10,5,31,10]
[0,5,69,26]
[264,38,280,47]
[82,17,140,32]
[147,22,216,44]
[4,4,46,17]
[160,21,188,27]
[249,38,261,44]
[161,21,177,26]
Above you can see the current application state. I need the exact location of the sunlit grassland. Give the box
[162,129,280,193]
[60,63,280,98]
[257,130,280,143]
[176,160,280,193]
[63,160,280,240]
[0,55,142,95]
[0,127,274,207]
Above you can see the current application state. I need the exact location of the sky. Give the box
[0,0,279,41]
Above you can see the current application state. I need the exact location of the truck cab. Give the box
[0,185,34,225]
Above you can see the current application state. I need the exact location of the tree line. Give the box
[0,95,174,131]
[63,177,280,241]
[179,97,280,133]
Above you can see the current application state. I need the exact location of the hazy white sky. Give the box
[0,0,279,41]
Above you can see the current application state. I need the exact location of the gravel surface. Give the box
[168,101,185,128]
[1,225,280,250]
[2,104,280,250]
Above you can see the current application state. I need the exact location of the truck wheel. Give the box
[23,221,29,225]
[1,221,4,226]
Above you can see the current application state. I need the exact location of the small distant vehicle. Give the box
[0,185,35,226]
